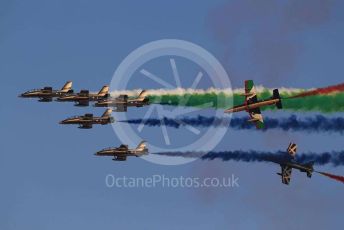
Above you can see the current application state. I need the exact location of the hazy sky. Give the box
[1,1,343,229]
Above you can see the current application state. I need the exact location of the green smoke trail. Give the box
[148,91,344,113]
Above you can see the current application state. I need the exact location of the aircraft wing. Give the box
[280,165,292,185]
[248,107,265,129]
[114,155,127,161]
[244,80,257,101]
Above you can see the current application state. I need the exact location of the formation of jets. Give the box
[20,81,150,111]
[20,81,150,161]
[20,79,321,185]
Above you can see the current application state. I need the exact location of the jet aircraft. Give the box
[19,81,73,102]
[56,85,109,106]
[59,108,114,129]
[272,143,314,185]
[224,80,282,128]
[94,90,149,112]
[95,141,148,161]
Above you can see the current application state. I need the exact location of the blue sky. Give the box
[1,1,344,229]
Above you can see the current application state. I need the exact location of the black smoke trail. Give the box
[153,151,344,167]
[120,115,344,133]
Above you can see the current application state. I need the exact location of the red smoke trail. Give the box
[290,82,344,98]
[316,171,344,184]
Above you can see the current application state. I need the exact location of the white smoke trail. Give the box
[109,87,305,97]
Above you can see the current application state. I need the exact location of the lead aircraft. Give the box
[94,90,149,112]
[19,81,73,102]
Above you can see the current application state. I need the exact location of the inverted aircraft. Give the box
[224,80,282,128]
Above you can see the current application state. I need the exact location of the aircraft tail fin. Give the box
[137,90,148,101]
[98,85,109,96]
[101,108,112,117]
[272,89,283,109]
[136,141,147,151]
[61,81,73,92]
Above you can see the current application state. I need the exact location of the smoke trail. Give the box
[121,115,344,133]
[149,92,344,113]
[109,83,343,98]
[110,87,302,97]
[316,171,344,184]
[153,151,344,166]
[289,83,344,99]
[109,83,344,112]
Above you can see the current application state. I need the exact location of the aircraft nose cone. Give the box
[59,120,67,124]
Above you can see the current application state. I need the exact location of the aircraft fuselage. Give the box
[59,116,114,125]
[225,98,280,113]
[57,94,106,102]
[95,148,148,157]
